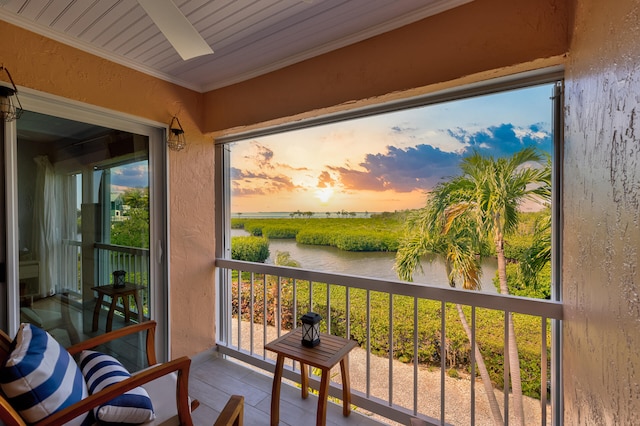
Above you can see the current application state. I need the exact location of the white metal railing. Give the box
[215,258,563,426]
[94,243,150,320]
[61,239,82,294]
[94,243,150,287]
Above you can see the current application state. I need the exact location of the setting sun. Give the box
[314,187,334,203]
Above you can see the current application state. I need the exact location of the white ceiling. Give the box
[0,0,471,93]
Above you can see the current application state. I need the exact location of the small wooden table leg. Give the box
[316,368,330,426]
[271,355,285,426]
[106,295,118,332]
[123,295,131,323]
[92,293,105,331]
[340,358,351,416]
[300,362,309,399]
[134,289,144,323]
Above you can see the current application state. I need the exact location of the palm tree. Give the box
[434,147,551,425]
[395,200,504,425]
[520,208,552,291]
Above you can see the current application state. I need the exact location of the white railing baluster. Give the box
[504,311,510,426]
[471,306,476,425]
[413,297,419,416]
[541,316,548,426]
[440,300,445,424]
[326,283,331,335]
[388,293,394,405]
[250,273,255,355]
[237,269,242,351]
[263,273,267,359]
[366,289,371,398]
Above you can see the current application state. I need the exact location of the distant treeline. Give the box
[231,209,551,299]
[231,210,543,258]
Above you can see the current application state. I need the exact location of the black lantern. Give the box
[0,66,23,122]
[167,115,186,151]
[112,270,126,288]
[300,312,322,348]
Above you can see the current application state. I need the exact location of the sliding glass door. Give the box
[4,93,168,367]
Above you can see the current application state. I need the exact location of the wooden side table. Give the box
[265,328,358,426]
[91,283,145,332]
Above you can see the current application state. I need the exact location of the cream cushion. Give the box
[135,365,193,426]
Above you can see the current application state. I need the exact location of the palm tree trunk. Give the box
[456,304,504,425]
[495,233,525,426]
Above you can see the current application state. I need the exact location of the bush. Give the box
[296,230,335,246]
[504,233,535,261]
[231,236,269,262]
[333,232,399,252]
[496,263,551,299]
[262,225,299,239]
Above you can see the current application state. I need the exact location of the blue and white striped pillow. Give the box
[79,350,155,424]
[0,323,90,425]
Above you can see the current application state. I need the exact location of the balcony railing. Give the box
[93,242,150,320]
[215,258,563,426]
[61,239,82,294]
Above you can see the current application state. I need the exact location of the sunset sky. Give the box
[230,83,556,214]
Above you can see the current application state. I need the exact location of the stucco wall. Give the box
[563,0,640,423]
[203,0,572,133]
[0,21,216,358]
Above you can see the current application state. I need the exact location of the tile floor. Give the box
[189,351,391,426]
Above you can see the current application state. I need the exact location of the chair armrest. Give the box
[66,320,157,365]
[33,357,192,426]
[0,397,26,426]
[214,395,244,426]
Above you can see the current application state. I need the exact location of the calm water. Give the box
[232,229,499,294]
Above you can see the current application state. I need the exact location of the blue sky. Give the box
[232,83,555,213]
[110,161,149,191]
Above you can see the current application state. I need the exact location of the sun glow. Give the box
[314,187,334,203]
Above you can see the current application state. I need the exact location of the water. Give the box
[232,229,499,294]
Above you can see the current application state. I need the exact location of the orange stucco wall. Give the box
[203,0,572,134]
[0,20,215,359]
[563,0,640,423]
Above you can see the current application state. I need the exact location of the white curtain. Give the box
[59,174,79,293]
[32,155,59,297]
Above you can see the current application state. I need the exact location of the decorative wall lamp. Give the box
[167,115,186,151]
[0,66,23,122]
[300,312,322,348]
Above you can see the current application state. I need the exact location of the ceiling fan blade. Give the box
[138,0,213,60]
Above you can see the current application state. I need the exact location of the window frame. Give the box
[214,65,564,325]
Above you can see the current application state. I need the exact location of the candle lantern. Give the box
[300,312,322,347]
[112,270,126,288]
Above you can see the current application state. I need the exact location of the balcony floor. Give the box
[189,351,392,426]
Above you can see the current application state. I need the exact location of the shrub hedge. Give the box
[231,217,404,252]
[230,236,270,262]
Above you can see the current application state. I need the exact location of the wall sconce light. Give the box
[0,66,23,122]
[167,115,186,151]
[300,312,322,347]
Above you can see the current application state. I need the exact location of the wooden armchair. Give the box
[0,321,244,426]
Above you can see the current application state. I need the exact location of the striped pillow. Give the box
[79,350,155,424]
[0,323,90,426]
